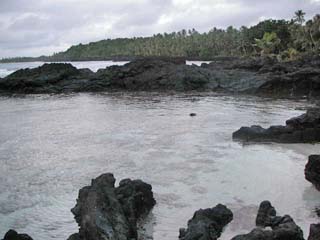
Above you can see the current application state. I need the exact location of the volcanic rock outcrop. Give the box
[179,204,233,240]
[1,230,33,240]
[69,173,156,240]
[305,155,320,191]
[233,108,320,143]
[231,201,304,240]
[1,56,319,97]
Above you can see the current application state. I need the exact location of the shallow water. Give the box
[0,60,206,78]
[0,92,319,240]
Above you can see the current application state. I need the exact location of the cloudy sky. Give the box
[0,0,320,58]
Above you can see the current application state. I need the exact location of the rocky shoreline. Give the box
[2,158,320,240]
[0,56,319,97]
[1,57,320,240]
[233,108,320,143]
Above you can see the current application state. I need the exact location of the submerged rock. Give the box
[70,173,155,240]
[179,204,233,240]
[2,230,33,240]
[231,201,304,240]
[233,108,320,143]
[305,155,320,191]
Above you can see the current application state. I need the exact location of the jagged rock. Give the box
[231,201,304,240]
[233,108,320,143]
[2,230,33,240]
[115,178,156,237]
[179,204,233,240]
[255,201,277,227]
[308,223,320,240]
[70,173,155,240]
[305,155,320,191]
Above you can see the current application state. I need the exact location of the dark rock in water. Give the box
[202,55,320,98]
[231,228,273,240]
[0,63,94,94]
[231,201,304,240]
[0,58,218,93]
[190,113,197,117]
[1,56,320,97]
[2,230,33,240]
[95,58,217,91]
[255,201,277,227]
[136,56,186,65]
[257,67,320,97]
[308,223,320,240]
[286,108,320,129]
[67,233,80,240]
[115,178,156,237]
[305,155,320,191]
[179,204,233,240]
[70,173,155,240]
[233,108,320,143]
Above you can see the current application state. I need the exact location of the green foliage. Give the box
[278,48,299,61]
[51,20,292,61]
[254,32,281,55]
[241,19,291,52]
[290,14,320,53]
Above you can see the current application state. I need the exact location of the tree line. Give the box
[2,10,320,62]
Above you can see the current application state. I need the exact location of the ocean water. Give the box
[0,60,206,78]
[0,92,319,240]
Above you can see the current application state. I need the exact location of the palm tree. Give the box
[294,10,306,25]
[254,32,281,55]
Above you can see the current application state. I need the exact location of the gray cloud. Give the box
[0,0,319,58]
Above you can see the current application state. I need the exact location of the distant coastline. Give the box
[2,11,319,64]
[0,56,236,63]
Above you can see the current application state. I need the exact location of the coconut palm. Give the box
[294,10,306,25]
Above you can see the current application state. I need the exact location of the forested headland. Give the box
[1,10,320,63]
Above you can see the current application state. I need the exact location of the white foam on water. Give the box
[0,69,14,78]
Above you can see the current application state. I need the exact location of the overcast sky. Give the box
[0,0,320,58]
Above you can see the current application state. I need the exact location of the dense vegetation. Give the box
[2,10,320,62]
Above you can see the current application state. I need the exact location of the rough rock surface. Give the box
[179,204,233,240]
[2,230,33,240]
[94,58,219,91]
[69,173,156,240]
[308,223,320,240]
[202,55,320,97]
[255,201,277,227]
[0,63,94,94]
[233,108,320,143]
[0,59,220,93]
[305,155,320,191]
[1,56,320,97]
[231,201,304,240]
